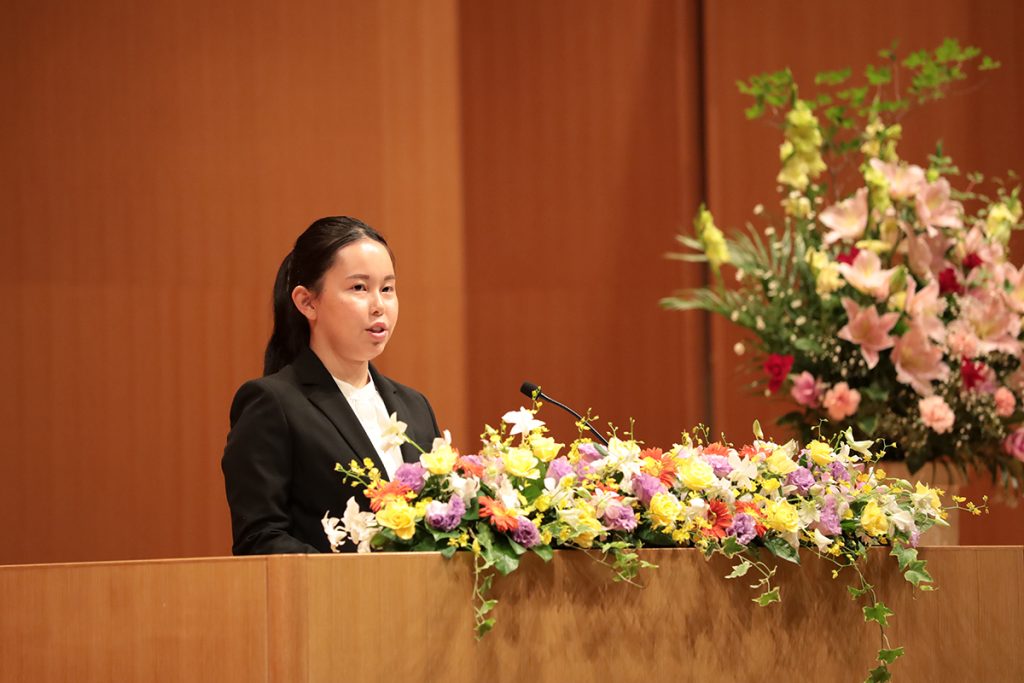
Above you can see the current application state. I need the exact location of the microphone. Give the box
[520,381,609,445]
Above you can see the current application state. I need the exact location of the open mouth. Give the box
[367,323,389,339]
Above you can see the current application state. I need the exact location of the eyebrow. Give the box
[346,274,396,281]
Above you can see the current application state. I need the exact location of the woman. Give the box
[222,216,441,554]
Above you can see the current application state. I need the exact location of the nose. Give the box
[370,290,384,315]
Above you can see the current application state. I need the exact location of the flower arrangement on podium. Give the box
[662,39,1024,488]
[323,401,978,681]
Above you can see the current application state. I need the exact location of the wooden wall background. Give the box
[0,0,1020,565]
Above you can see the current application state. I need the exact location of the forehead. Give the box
[330,239,395,275]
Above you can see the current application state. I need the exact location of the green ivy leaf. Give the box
[726,559,752,579]
[475,618,496,638]
[489,536,522,576]
[720,534,746,558]
[863,602,895,627]
[878,647,905,665]
[866,664,892,683]
[753,588,781,606]
[440,545,457,559]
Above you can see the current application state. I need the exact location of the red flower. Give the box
[367,479,412,512]
[962,252,983,271]
[703,442,731,457]
[961,357,991,392]
[763,354,795,393]
[455,455,484,477]
[836,246,861,265]
[478,496,519,532]
[640,448,677,486]
[938,267,964,296]
[704,500,734,539]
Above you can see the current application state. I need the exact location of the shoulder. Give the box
[228,366,303,423]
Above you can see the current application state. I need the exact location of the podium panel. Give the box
[2,548,1021,682]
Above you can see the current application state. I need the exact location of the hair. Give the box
[263,216,392,376]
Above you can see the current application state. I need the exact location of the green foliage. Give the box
[753,587,781,606]
[764,536,800,564]
[726,559,752,578]
[863,601,895,627]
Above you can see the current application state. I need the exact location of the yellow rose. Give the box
[677,456,715,491]
[503,446,540,479]
[529,435,563,463]
[420,443,457,476]
[860,500,889,537]
[767,450,799,476]
[763,499,800,533]
[807,440,834,467]
[648,492,683,530]
[377,499,417,540]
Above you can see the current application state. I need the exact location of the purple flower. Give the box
[704,454,732,477]
[786,466,815,494]
[828,461,850,482]
[546,456,574,482]
[512,517,541,548]
[425,495,466,532]
[395,462,427,493]
[632,473,666,506]
[909,529,921,548]
[602,502,638,532]
[817,495,841,536]
[577,443,602,464]
[728,513,756,545]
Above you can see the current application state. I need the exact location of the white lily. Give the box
[380,412,409,453]
[502,407,545,436]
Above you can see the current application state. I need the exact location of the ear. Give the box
[291,285,318,321]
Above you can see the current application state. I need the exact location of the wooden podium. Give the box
[1,547,1022,682]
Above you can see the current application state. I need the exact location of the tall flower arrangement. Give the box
[662,39,1024,487]
[325,402,976,681]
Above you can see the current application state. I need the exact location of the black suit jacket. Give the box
[221,347,440,555]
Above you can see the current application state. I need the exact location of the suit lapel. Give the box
[371,365,427,464]
[293,349,390,478]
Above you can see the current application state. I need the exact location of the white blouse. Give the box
[333,374,405,481]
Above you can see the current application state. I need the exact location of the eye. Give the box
[352,283,367,292]
[382,285,396,294]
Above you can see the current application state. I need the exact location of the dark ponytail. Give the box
[263,216,392,375]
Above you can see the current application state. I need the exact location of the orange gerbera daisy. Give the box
[640,448,677,486]
[455,455,484,477]
[704,500,734,539]
[478,496,520,532]
[703,442,731,457]
[367,479,413,512]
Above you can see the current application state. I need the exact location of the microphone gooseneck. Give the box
[519,381,609,446]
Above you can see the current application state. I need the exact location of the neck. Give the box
[309,341,370,387]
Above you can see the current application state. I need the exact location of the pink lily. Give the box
[838,298,899,369]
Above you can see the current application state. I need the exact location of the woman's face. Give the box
[303,238,398,367]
